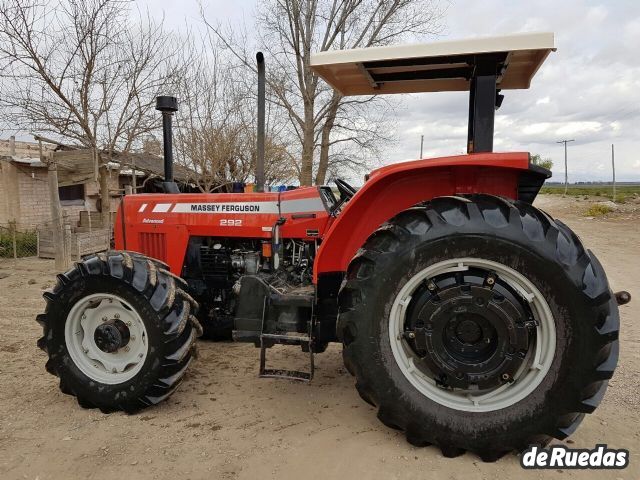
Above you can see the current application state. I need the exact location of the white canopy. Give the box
[310,32,555,96]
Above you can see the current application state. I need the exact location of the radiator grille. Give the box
[139,232,167,262]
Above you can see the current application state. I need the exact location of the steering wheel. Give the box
[335,178,357,202]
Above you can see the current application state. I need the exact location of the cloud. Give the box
[134,0,640,181]
[383,0,640,181]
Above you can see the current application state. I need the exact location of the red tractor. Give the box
[37,33,629,461]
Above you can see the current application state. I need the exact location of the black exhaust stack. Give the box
[156,95,180,194]
[256,52,265,193]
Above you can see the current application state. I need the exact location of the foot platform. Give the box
[259,332,314,381]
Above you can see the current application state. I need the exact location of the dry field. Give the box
[0,194,638,480]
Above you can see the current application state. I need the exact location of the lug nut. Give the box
[114,313,120,319]
[127,321,132,327]
[486,277,495,286]
[427,282,436,291]
[501,373,510,381]
[102,316,108,322]
[408,332,416,339]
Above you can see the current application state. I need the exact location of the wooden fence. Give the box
[38,227,109,260]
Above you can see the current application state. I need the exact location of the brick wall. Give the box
[0,161,20,225]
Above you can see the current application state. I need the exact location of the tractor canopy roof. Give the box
[310,32,555,96]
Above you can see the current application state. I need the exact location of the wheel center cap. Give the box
[94,320,130,353]
[456,318,483,344]
[404,271,535,390]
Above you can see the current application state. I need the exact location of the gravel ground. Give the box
[0,194,638,480]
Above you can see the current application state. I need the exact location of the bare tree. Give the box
[205,0,445,185]
[174,33,297,192]
[0,0,181,223]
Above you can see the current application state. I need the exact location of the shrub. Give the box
[0,229,38,258]
[584,204,612,217]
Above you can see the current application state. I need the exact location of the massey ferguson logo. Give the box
[190,203,260,212]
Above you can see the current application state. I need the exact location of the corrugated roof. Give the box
[0,155,47,168]
[112,152,197,183]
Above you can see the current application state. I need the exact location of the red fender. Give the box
[313,152,540,280]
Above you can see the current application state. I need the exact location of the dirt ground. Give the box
[0,194,638,480]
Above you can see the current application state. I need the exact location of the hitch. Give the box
[615,291,631,306]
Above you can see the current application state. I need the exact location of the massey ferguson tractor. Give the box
[37,32,630,461]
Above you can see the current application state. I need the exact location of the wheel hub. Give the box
[64,294,149,384]
[405,269,536,390]
[94,319,130,353]
[455,317,484,344]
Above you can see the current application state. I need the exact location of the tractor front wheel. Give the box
[37,251,202,413]
[338,195,619,461]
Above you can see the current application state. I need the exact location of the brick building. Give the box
[0,137,195,230]
[0,154,121,229]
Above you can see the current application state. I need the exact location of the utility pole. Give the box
[557,139,575,195]
[420,135,424,159]
[611,143,616,202]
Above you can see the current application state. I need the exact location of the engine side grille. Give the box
[200,245,231,281]
[139,232,167,262]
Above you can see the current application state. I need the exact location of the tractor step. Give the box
[259,332,314,382]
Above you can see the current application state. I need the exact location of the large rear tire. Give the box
[338,195,619,461]
[37,251,202,413]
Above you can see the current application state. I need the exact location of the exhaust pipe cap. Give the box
[156,96,178,113]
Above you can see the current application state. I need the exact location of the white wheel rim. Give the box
[388,258,556,412]
[64,293,149,385]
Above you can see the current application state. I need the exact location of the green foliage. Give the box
[531,153,553,171]
[540,185,640,203]
[584,204,612,217]
[0,229,38,258]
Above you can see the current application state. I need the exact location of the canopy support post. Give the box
[467,59,498,154]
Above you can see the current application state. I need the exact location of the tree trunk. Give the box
[315,97,340,185]
[47,156,66,271]
[99,164,111,229]
[315,125,332,185]
[299,102,315,186]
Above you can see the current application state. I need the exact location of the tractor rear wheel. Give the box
[37,251,202,413]
[338,195,619,461]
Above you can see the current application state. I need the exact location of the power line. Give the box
[557,139,575,195]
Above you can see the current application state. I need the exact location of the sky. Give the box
[139,0,639,182]
[5,0,638,182]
